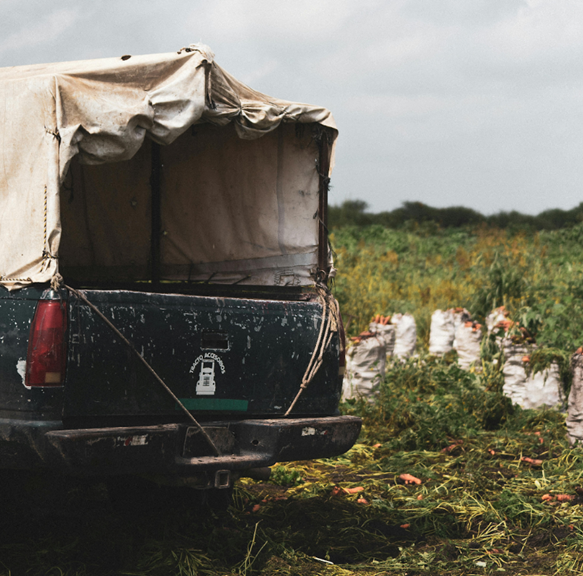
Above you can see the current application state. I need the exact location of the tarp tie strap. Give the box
[284,284,339,416]
[57,277,220,457]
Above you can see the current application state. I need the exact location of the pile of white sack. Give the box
[342,313,417,400]
[368,315,396,356]
[500,339,563,409]
[429,308,482,370]
[343,305,568,411]
[455,320,483,370]
[342,332,386,400]
[429,308,469,355]
[390,313,417,360]
[488,310,564,410]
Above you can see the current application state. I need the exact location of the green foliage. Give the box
[331,225,481,340]
[329,199,583,231]
[344,355,515,452]
[470,251,532,319]
[269,465,304,487]
[332,221,583,352]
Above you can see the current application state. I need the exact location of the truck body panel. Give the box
[64,289,341,420]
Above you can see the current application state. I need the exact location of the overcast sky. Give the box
[2,0,582,215]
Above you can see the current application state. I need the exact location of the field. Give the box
[331,223,583,348]
[1,223,583,575]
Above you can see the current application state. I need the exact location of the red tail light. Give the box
[26,300,68,387]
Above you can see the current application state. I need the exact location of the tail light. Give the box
[26,299,68,387]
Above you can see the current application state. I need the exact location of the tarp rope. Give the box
[51,275,220,457]
[284,284,339,416]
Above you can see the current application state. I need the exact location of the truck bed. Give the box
[0,284,358,477]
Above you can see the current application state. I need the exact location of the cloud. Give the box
[2,0,583,214]
[0,8,80,57]
[239,59,279,86]
[191,0,358,44]
[485,0,583,61]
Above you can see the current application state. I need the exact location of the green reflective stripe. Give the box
[178,398,249,411]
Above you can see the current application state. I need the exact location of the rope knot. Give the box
[50,273,63,291]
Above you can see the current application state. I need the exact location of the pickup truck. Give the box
[0,44,360,502]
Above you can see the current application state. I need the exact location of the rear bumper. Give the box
[36,416,361,478]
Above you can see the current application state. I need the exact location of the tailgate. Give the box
[64,290,341,419]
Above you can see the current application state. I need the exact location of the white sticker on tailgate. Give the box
[190,353,226,396]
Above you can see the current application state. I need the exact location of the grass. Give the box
[1,354,581,575]
[331,223,583,353]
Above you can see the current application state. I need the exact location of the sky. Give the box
[2,0,583,215]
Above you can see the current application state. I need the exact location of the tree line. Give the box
[329,200,583,231]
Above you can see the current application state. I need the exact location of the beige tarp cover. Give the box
[0,44,337,290]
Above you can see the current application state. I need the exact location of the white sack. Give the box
[521,363,563,410]
[391,313,417,359]
[501,339,562,409]
[567,354,583,445]
[429,310,455,356]
[369,322,396,357]
[342,336,386,400]
[452,308,472,348]
[454,323,482,370]
[487,307,509,333]
[501,339,531,406]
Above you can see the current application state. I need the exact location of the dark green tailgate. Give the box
[64,290,341,419]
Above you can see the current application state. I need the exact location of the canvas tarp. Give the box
[0,44,337,289]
